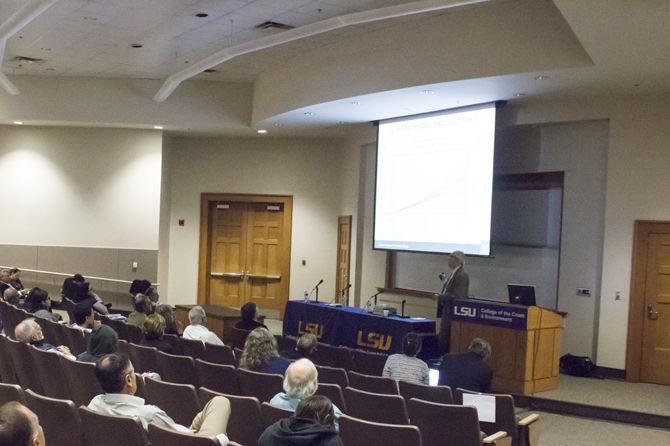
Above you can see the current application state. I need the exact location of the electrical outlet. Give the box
[301,259,306,266]
[576,288,591,297]
[132,261,138,270]
[615,291,621,301]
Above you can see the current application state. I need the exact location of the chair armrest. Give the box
[518,413,540,426]
[482,431,508,444]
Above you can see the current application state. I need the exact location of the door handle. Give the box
[246,273,281,280]
[647,304,659,320]
[211,272,244,279]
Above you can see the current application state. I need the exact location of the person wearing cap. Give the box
[435,250,469,353]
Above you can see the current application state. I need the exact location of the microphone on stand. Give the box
[310,279,324,302]
[399,299,410,318]
[327,283,352,305]
[342,283,352,307]
[364,290,385,312]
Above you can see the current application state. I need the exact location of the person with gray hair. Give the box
[0,401,46,446]
[14,318,75,360]
[269,359,343,431]
[438,337,492,392]
[183,305,224,346]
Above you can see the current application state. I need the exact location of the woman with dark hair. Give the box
[382,332,429,384]
[63,275,109,314]
[239,327,290,375]
[76,325,119,364]
[24,287,61,322]
[8,268,24,291]
[156,304,183,336]
[258,395,343,446]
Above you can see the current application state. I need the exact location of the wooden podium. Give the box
[450,298,563,395]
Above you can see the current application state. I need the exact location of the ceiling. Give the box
[0,0,669,136]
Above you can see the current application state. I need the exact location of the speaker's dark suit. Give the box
[437,267,469,353]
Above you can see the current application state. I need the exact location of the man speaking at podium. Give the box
[435,251,469,353]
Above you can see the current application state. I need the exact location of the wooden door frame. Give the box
[198,193,293,306]
[335,215,352,302]
[626,220,670,381]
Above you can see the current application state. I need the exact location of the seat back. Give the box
[6,338,42,393]
[64,326,88,355]
[348,370,398,394]
[162,334,183,354]
[343,387,408,425]
[408,398,481,446]
[41,320,66,347]
[126,324,143,344]
[195,359,240,395]
[260,402,294,428]
[29,346,70,400]
[60,357,103,406]
[198,388,264,446]
[148,422,218,446]
[144,377,201,427]
[157,350,198,386]
[399,380,453,405]
[127,342,159,374]
[24,389,84,446]
[339,414,422,446]
[0,382,23,405]
[456,388,518,442]
[312,343,352,369]
[179,337,207,359]
[0,335,18,384]
[350,349,389,376]
[230,327,251,349]
[100,316,128,341]
[237,368,283,402]
[315,383,346,411]
[316,365,349,389]
[203,343,236,366]
[78,406,147,446]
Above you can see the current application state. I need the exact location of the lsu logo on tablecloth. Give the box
[297,321,324,339]
[356,331,392,351]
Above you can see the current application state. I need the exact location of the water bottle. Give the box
[303,290,309,302]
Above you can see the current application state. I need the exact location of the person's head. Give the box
[156,304,178,334]
[14,318,43,344]
[283,358,318,400]
[133,294,155,315]
[240,327,278,370]
[95,353,136,395]
[468,337,492,361]
[72,273,85,283]
[3,287,19,306]
[8,268,20,281]
[0,270,9,282]
[447,250,466,269]
[26,288,50,312]
[142,313,166,340]
[402,332,422,357]
[71,281,91,302]
[86,325,119,358]
[73,300,95,327]
[188,305,207,325]
[295,395,335,428]
[129,279,151,296]
[295,333,318,358]
[0,401,45,446]
[240,301,258,321]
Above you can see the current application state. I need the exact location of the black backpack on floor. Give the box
[559,353,596,377]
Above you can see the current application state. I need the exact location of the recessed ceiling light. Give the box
[195,12,209,18]
[257,129,267,134]
[153,125,163,130]
[273,123,282,127]
[350,101,360,105]
[513,93,526,97]
[130,43,143,48]
[304,112,314,116]
[13,121,23,125]
[420,89,434,94]
[534,75,549,81]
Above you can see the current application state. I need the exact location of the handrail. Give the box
[0,265,159,287]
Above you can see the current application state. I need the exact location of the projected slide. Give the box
[374,103,496,255]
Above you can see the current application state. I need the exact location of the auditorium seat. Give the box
[40,320,66,348]
[260,401,294,428]
[117,338,129,356]
[148,423,219,446]
[230,327,251,349]
[100,316,129,341]
[350,349,389,376]
[0,335,18,384]
[456,388,541,446]
[29,346,70,400]
[24,389,84,446]
[195,359,240,395]
[312,343,351,368]
[79,406,147,446]
[60,358,103,406]
[203,342,236,366]
[237,368,283,402]
[407,398,511,446]
[316,365,349,389]
[63,325,88,355]
[0,382,23,405]
[126,323,143,344]
[157,350,198,386]
[180,336,207,359]
[144,377,201,427]
[399,380,453,404]
[339,414,422,446]
[6,337,43,393]
[315,383,346,411]
[198,388,264,446]
[347,370,398,394]
[127,342,159,374]
[343,387,409,425]
[163,334,183,354]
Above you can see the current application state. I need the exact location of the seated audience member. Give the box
[89,353,231,445]
[129,279,159,303]
[234,301,267,331]
[24,288,61,322]
[71,300,99,332]
[0,401,46,446]
[126,293,155,327]
[382,332,429,385]
[260,395,343,446]
[14,318,75,359]
[0,270,13,297]
[140,313,180,354]
[68,278,109,315]
[8,268,24,292]
[183,305,224,346]
[156,304,183,336]
[270,359,342,431]
[281,333,318,360]
[3,287,20,306]
[439,337,493,392]
[77,324,119,364]
[240,327,291,375]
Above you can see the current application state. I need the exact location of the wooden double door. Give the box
[199,194,292,317]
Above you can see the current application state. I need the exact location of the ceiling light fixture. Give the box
[513,93,526,97]
[153,125,163,130]
[257,129,267,134]
[304,112,314,116]
[273,123,282,127]
[203,69,218,73]
[420,89,434,94]
[195,12,209,18]
[350,101,360,105]
[13,121,23,125]
[130,43,143,48]
[534,75,549,81]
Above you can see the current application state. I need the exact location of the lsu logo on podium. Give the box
[297,321,324,339]
[356,331,392,351]
[454,305,477,318]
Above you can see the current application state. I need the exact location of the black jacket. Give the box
[438,351,492,393]
[258,417,343,446]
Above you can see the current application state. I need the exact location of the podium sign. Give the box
[453,300,528,330]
